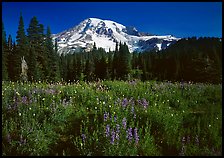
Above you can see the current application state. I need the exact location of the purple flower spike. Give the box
[134,128,139,144]
[111,129,115,144]
[122,98,128,108]
[142,99,148,109]
[116,124,120,141]
[126,127,133,142]
[131,106,134,114]
[122,118,127,129]
[114,115,117,122]
[105,125,110,137]
[104,112,108,122]
[81,134,86,142]
[21,96,28,104]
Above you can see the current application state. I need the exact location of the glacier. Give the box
[52,18,181,54]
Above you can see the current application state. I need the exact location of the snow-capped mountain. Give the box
[52,18,181,54]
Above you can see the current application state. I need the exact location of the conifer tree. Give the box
[53,39,61,81]
[2,22,8,80]
[112,42,119,79]
[16,12,29,58]
[44,26,61,81]
[27,46,38,81]
[117,42,131,80]
[27,16,46,81]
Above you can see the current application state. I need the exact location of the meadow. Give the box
[2,80,222,156]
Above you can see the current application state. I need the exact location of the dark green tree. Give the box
[27,46,38,81]
[16,12,29,58]
[112,42,119,79]
[53,39,61,81]
[117,42,131,80]
[2,22,8,80]
[27,16,46,81]
[44,26,60,81]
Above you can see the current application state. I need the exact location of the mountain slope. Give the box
[52,18,181,54]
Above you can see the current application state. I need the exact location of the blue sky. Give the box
[2,2,222,41]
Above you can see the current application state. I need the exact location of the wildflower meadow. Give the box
[2,80,222,156]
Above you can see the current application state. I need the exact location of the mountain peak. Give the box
[52,18,180,54]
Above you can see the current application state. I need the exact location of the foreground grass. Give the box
[2,80,222,156]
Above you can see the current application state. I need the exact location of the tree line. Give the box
[2,14,222,84]
[2,13,60,82]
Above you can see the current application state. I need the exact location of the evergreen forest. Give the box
[2,15,222,84]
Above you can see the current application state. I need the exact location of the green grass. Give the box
[2,80,222,156]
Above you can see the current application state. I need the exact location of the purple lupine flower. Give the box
[12,102,18,110]
[114,115,117,122]
[137,99,141,106]
[126,127,133,142]
[45,89,56,95]
[105,124,110,137]
[122,98,128,108]
[111,129,115,144]
[134,114,136,119]
[21,96,28,104]
[104,112,109,122]
[116,124,120,141]
[134,128,139,144]
[81,134,86,142]
[122,118,127,129]
[12,94,19,110]
[142,99,148,109]
[131,106,134,114]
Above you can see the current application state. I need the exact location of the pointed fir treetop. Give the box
[27,16,39,41]
[46,26,54,50]
[16,12,27,45]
